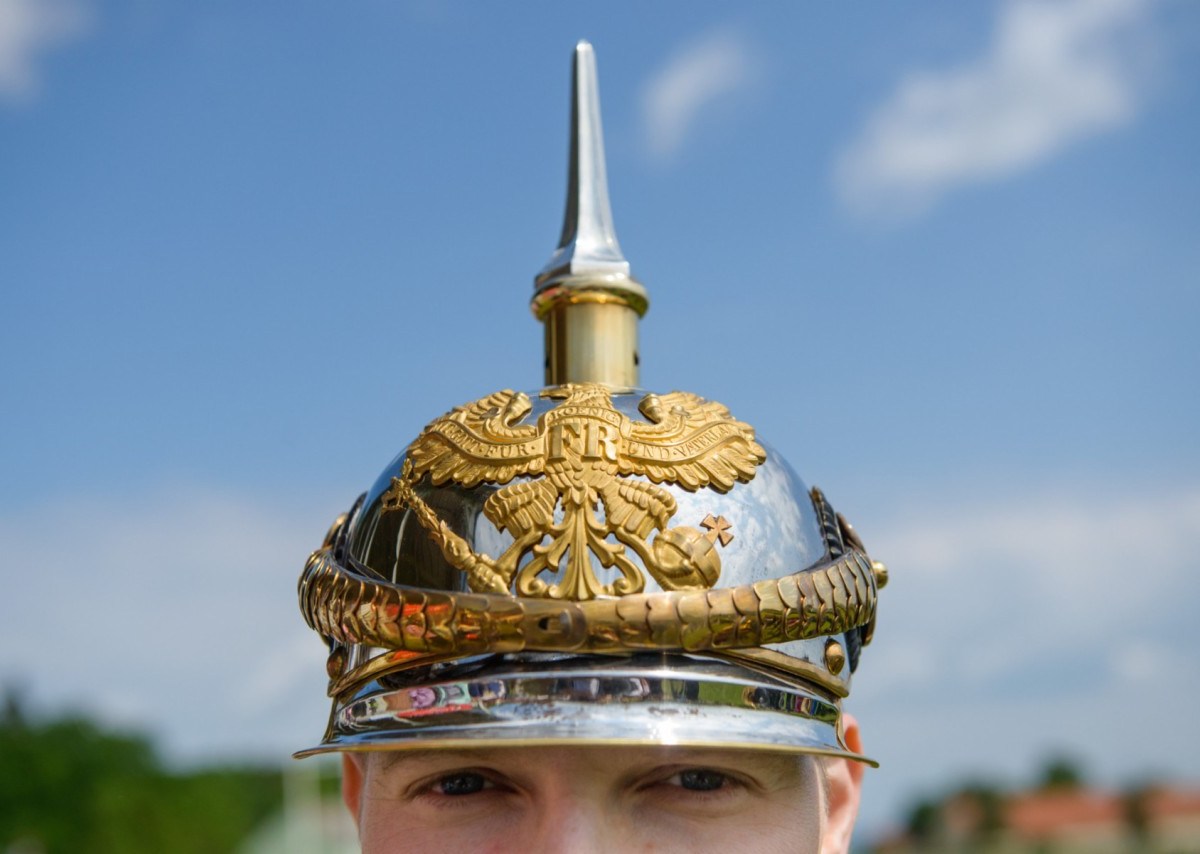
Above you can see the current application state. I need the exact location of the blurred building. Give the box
[872,784,1200,853]
[238,762,357,854]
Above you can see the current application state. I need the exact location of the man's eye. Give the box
[674,769,727,792]
[435,772,489,796]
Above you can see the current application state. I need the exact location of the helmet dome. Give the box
[298,384,880,761]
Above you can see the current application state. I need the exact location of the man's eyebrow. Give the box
[622,745,803,764]
[366,746,816,784]
[370,748,503,774]
[646,749,814,780]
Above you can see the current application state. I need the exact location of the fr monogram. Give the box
[547,420,620,462]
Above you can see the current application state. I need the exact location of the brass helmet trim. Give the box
[300,534,878,682]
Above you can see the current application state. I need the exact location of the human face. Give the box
[342,745,851,853]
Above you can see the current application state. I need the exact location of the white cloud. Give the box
[0,0,89,102]
[851,481,1200,837]
[867,484,1200,675]
[0,486,342,761]
[641,29,759,159]
[854,483,1200,698]
[836,0,1156,218]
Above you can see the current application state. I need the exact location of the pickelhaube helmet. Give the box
[297,41,887,764]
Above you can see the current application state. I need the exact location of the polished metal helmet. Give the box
[297,41,886,764]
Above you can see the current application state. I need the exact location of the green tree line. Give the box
[0,692,284,854]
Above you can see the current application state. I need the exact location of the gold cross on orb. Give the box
[701,514,734,547]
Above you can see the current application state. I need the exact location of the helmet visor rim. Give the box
[296,655,877,766]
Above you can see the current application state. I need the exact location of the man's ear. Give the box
[341,753,365,821]
[821,714,866,854]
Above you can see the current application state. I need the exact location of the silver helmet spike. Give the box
[538,40,635,287]
[533,40,648,388]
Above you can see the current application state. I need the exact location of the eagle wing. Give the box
[406,389,545,487]
[622,391,766,493]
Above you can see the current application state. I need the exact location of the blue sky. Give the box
[2,0,1198,842]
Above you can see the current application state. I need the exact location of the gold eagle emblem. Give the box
[382,383,766,600]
